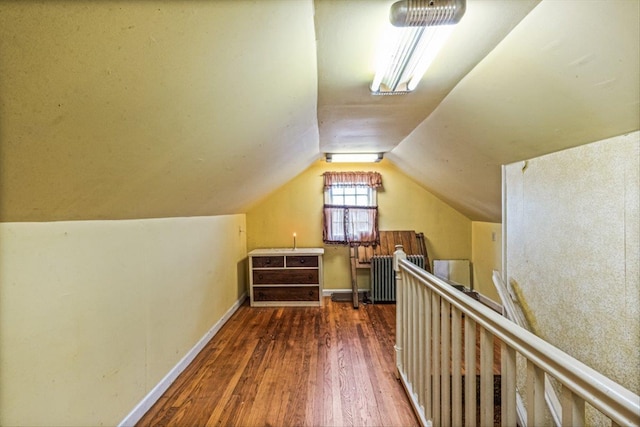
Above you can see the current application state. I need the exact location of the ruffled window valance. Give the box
[323,171,383,189]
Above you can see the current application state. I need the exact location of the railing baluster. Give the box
[452,306,463,427]
[480,327,494,427]
[412,285,422,410]
[412,277,419,403]
[501,342,517,426]
[404,277,410,384]
[425,283,433,420]
[402,275,409,376]
[417,282,425,411]
[441,300,451,427]
[408,277,416,397]
[464,315,476,427]
[527,360,545,427]
[562,385,585,427]
[432,293,441,425]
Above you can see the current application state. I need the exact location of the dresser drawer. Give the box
[252,256,285,268]
[286,256,319,267]
[253,286,319,302]
[253,269,319,284]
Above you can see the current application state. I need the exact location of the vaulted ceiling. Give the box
[1,0,638,223]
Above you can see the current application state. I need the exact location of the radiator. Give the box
[370,255,425,303]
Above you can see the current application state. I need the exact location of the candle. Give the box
[293,232,297,250]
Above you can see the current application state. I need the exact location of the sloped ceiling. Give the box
[388,0,640,221]
[0,1,320,221]
[1,0,638,223]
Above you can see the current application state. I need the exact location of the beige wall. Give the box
[504,131,639,394]
[246,159,472,290]
[0,214,247,426]
[0,1,319,223]
[471,221,502,302]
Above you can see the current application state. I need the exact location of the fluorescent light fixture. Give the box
[325,153,383,163]
[371,0,466,95]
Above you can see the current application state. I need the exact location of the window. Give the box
[322,172,382,246]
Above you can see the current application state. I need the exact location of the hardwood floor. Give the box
[136,297,419,427]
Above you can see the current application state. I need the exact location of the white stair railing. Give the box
[393,246,640,427]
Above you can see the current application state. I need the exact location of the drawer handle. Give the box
[309,291,314,296]
[266,259,271,264]
[308,275,313,280]
[300,259,305,264]
[258,292,264,298]
[258,274,263,280]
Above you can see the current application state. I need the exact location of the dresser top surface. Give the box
[249,248,324,256]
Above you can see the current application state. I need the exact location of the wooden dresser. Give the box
[248,248,324,307]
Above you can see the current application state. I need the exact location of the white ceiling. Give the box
[1,0,638,222]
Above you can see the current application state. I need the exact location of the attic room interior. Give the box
[0,0,638,426]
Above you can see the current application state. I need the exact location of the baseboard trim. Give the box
[322,288,371,297]
[118,292,247,427]
[322,288,352,297]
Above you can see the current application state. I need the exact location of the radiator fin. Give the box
[370,255,425,303]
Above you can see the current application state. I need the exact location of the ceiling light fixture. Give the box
[371,0,466,95]
[325,153,383,163]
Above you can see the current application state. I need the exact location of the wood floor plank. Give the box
[136,298,419,427]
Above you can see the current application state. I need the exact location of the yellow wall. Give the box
[246,159,472,290]
[0,215,247,426]
[505,131,639,395]
[0,1,320,223]
[471,221,502,302]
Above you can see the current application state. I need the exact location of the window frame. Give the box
[322,175,380,246]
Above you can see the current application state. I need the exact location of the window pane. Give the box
[326,185,376,207]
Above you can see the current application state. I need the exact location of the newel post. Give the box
[393,244,407,379]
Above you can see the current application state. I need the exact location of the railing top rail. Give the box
[397,258,640,427]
